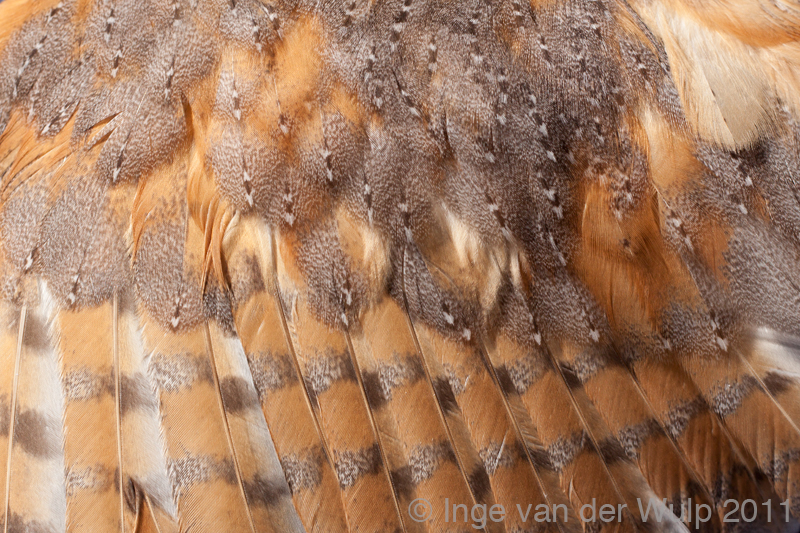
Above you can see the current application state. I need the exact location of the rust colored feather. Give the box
[2,0,800,531]
[225,215,350,532]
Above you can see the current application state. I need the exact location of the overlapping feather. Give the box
[0,1,800,532]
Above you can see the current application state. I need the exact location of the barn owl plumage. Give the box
[1,0,800,531]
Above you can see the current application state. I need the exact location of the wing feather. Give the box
[1,0,800,532]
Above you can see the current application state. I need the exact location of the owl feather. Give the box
[1,0,800,532]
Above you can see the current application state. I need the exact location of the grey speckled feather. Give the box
[1,0,800,531]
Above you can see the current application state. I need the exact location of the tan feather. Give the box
[1,288,66,533]
[2,1,800,532]
[225,215,350,532]
[55,300,136,532]
[0,302,24,533]
[628,0,800,149]
[273,228,406,532]
[203,315,304,532]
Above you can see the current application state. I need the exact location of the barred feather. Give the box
[2,0,800,532]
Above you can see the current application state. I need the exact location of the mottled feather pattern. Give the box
[1,0,800,532]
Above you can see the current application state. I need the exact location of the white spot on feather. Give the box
[715,336,729,351]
